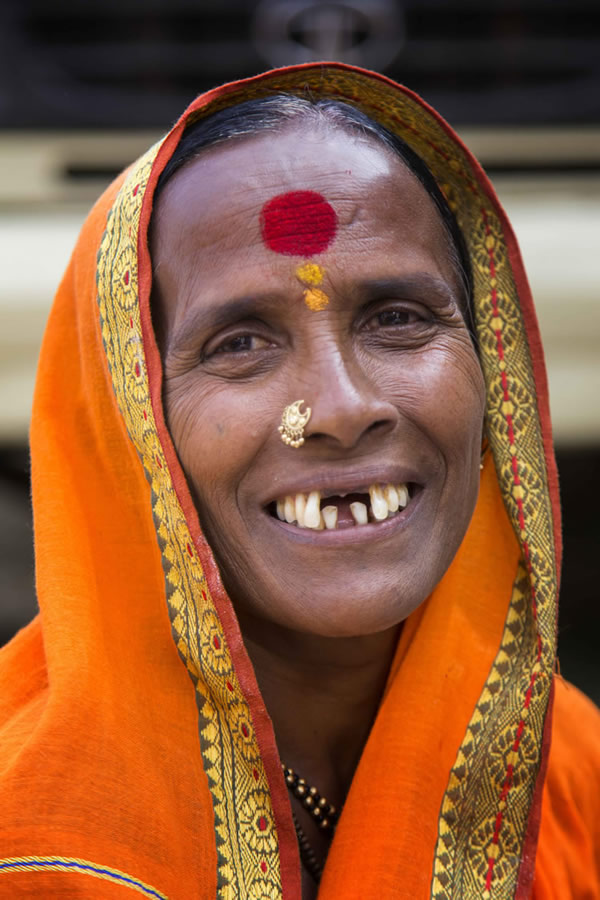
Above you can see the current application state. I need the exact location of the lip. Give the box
[261,464,425,508]
[262,484,424,546]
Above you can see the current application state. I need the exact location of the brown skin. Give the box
[152,125,485,893]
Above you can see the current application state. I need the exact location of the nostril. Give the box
[307,416,393,449]
[301,388,398,449]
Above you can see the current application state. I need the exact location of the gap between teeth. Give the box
[275,484,409,530]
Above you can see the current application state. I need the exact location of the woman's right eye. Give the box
[212,334,270,355]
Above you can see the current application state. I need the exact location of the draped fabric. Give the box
[0,63,598,899]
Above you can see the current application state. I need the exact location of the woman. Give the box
[0,62,598,899]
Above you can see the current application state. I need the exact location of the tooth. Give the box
[304,490,322,529]
[397,484,409,508]
[295,493,307,527]
[350,501,368,526]
[369,484,388,521]
[383,484,399,512]
[276,500,286,521]
[284,496,295,523]
[322,505,338,530]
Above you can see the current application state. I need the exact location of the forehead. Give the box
[151,125,447,263]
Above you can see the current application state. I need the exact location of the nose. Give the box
[298,346,398,451]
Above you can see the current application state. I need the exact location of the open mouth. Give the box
[268,483,417,531]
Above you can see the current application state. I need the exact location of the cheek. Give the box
[164,378,271,505]
[387,341,485,456]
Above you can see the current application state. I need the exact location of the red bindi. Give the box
[260,191,337,256]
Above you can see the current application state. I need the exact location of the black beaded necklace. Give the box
[281,763,339,883]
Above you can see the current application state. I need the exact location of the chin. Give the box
[257,574,424,639]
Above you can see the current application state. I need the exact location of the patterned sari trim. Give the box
[97,147,283,899]
[0,857,167,898]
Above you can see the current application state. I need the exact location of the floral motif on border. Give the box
[96,146,282,899]
[194,67,558,899]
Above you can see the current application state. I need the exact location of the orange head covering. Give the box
[0,64,564,899]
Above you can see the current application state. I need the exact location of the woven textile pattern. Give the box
[96,147,282,900]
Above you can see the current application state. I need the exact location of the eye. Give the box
[212,334,271,355]
[377,308,421,327]
[363,303,429,331]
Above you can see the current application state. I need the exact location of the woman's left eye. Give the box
[377,309,418,327]
[366,306,427,329]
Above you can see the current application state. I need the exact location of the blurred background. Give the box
[0,0,598,700]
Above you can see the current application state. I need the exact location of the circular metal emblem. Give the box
[253,0,405,71]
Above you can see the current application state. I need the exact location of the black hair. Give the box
[154,95,475,336]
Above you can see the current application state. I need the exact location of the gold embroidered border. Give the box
[96,148,282,899]
[195,67,557,899]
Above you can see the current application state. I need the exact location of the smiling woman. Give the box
[0,64,598,900]
[151,106,484,643]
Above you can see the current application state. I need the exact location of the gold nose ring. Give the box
[278,400,312,448]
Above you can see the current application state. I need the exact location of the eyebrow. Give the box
[352,273,462,313]
[165,271,461,354]
[167,293,277,355]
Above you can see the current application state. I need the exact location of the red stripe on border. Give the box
[480,206,547,893]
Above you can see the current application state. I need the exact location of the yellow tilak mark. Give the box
[296,261,324,285]
[303,288,329,311]
[295,261,329,310]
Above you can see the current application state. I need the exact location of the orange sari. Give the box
[0,63,598,899]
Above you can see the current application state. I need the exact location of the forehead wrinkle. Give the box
[156,154,397,267]
[235,125,393,179]
[161,136,393,227]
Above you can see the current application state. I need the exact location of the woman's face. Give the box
[152,125,486,637]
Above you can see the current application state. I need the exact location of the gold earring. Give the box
[278,400,312,448]
[480,436,489,470]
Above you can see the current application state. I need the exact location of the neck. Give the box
[239,613,400,805]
